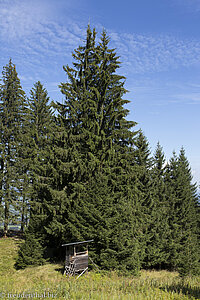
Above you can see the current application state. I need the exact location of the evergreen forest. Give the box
[0,26,199,277]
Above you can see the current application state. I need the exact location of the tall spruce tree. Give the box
[28,81,55,227]
[165,149,200,275]
[15,81,55,267]
[16,103,31,232]
[133,130,153,267]
[57,26,141,272]
[57,26,140,272]
[164,152,180,270]
[144,142,170,269]
[175,148,199,276]
[28,81,55,194]
[0,60,27,236]
[17,26,142,273]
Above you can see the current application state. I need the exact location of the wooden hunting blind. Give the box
[62,240,94,277]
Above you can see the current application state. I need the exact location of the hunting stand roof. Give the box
[62,239,94,247]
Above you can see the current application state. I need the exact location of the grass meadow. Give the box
[0,237,199,299]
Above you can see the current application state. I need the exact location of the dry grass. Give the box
[0,238,199,299]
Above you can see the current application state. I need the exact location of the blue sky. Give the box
[0,0,200,186]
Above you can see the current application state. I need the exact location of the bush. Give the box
[15,232,46,269]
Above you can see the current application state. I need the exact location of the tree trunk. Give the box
[3,199,9,237]
[20,195,25,232]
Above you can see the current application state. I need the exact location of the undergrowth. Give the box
[0,238,199,299]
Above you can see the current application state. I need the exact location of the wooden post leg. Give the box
[76,267,88,279]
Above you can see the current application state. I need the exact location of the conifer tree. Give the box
[164,152,180,270]
[16,81,56,266]
[29,81,54,150]
[29,82,55,224]
[28,80,55,205]
[175,148,199,276]
[57,26,140,272]
[133,131,165,269]
[165,149,200,275]
[0,60,27,236]
[19,27,141,273]
[16,93,32,232]
[21,81,55,232]
[15,222,46,269]
[144,142,169,268]
[16,118,31,232]
[57,26,140,271]
[134,130,152,168]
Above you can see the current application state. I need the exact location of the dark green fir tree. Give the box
[0,59,27,237]
[175,148,199,276]
[19,26,142,273]
[57,27,141,272]
[16,81,56,267]
[28,80,55,210]
[20,81,55,254]
[144,142,170,269]
[58,26,141,272]
[133,130,153,268]
[165,148,200,276]
[15,221,46,269]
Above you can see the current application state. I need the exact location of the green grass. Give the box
[0,238,199,299]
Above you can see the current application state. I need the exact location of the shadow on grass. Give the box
[160,283,200,299]
[55,266,65,274]
[0,229,24,239]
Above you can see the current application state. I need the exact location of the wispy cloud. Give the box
[0,0,86,87]
[1,0,200,91]
[0,0,49,39]
[108,31,200,75]
[0,0,83,50]
[170,93,200,104]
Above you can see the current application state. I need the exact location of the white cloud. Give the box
[172,93,200,103]
[0,0,49,39]
[0,0,86,83]
[108,30,200,75]
[1,0,200,91]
